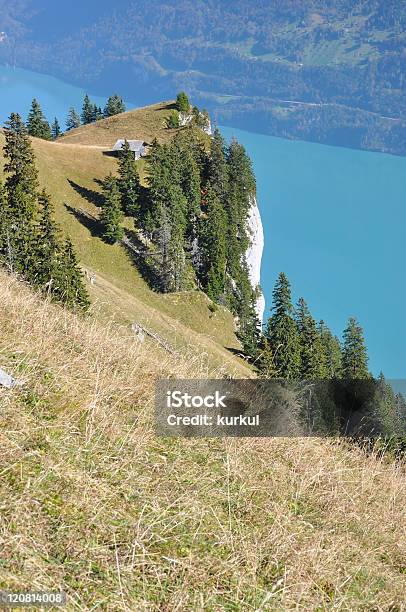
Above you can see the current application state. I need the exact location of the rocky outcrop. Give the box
[179,110,212,135]
[245,196,265,323]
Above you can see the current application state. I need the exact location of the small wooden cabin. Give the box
[112,139,146,160]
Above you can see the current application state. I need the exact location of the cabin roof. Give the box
[112,139,144,152]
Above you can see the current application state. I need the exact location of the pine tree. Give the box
[30,190,60,287]
[200,185,227,301]
[296,297,326,378]
[236,285,262,361]
[207,129,229,203]
[175,92,190,113]
[318,320,342,378]
[66,107,81,131]
[266,272,301,379]
[81,94,95,124]
[27,99,52,140]
[373,372,400,436]
[0,180,10,266]
[104,94,126,117]
[92,105,103,122]
[56,237,90,310]
[257,337,278,378]
[341,317,369,379]
[155,205,173,292]
[4,113,38,219]
[100,176,124,244]
[3,113,39,274]
[51,118,62,139]
[117,140,140,217]
[167,111,180,129]
[144,139,175,235]
[172,133,201,246]
[225,138,255,280]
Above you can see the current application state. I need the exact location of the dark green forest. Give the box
[1,0,405,153]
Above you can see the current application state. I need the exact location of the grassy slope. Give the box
[0,104,251,377]
[0,271,405,610]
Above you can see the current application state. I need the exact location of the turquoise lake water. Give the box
[1,65,405,377]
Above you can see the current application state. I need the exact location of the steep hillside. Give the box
[0,107,250,377]
[0,270,405,609]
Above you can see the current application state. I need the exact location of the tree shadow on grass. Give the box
[225,346,249,361]
[155,102,178,111]
[64,204,103,239]
[122,228,161,290]
[68,179,104,208]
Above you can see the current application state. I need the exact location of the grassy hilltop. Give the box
[0,103,405,609]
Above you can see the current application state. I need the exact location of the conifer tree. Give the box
[56,237,90,311]
[4,113,38,218]
[257,337,278,378]
[207,129,229,203]
[92,105,103,121]
[372,372,400,436]
[225,138,255,280]
[81,94,95,124]
[200,185,227,301]
[30,190,60,288]
[104,95,126,117]
[0,180,10,267]
[66,107,81,131]
[27,99,52,140]
[296,297,326,378]
[3,113,39,273]
[341,317,369,379]
[165,185,188,292]
[51,118,62,139]
[167,111,180,129]
[318,320,342,378]
[266,273,301,379]
[144,139,174,235]
[154,202,185,294]
[117,140,140,217]
[35,198,89,310]
[236,284,262,361]
[175,92,190,113]
[100,176,124,244]
[172,133,201,245]
[155,204,172,292]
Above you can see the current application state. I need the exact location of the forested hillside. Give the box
[0,0,405,153]
[0,101,256,378]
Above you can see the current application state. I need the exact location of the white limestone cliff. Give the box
[245,196,265,323]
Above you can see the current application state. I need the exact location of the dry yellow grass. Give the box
[0,271,405,610]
